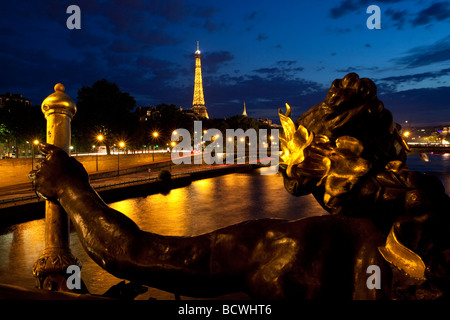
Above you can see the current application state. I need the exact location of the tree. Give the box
[73,79,136,154]
[132,104,197,151]
[0,100,44,158]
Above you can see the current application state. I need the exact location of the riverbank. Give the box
[0,163,262,226]
[0,152,171,188]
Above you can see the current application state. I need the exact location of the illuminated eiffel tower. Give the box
[242,101,248,117]
[191,41,209,119]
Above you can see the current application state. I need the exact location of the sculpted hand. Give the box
[29,143,89,202]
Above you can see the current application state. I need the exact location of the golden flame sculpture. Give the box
[279,103,314,177]
[378,223,426,281]
[279,103,371,209]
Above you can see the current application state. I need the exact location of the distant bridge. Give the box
[408,145,450,155]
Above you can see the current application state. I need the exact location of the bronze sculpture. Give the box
[29,73,449,299]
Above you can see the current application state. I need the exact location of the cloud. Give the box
[393,35,450,68]
[385,7,408,29]
[328,0,448,29]
[411,1,450,26]
[137,56,173,69]
[66,28,111,49]
[254,68,279,74]
[203,19,228,33]
[328,0,397,18]
[379,68,450,85]
[253,63,304,78]
[148,0,191,23]
[257,34,268,41]
[203,51,234,73]
[335,66,379,73]
[277,60,297,66]
[329,0,359,19]
[325,26,352,34]
[245,11,259,21]
[129,28,182,46]
[193,5,218,19]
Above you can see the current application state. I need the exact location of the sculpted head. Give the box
[279,73,409,211]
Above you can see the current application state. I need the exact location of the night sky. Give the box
[1,0,449,126]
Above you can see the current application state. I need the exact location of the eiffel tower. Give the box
[191,41,209,119]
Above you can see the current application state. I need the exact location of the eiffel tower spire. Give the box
[191,41,209,119]
[242,101,248,117]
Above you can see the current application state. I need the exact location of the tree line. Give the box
[1,79,271,158]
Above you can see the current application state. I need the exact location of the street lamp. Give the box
[117,141,125,176]
[96,134,104,171]
[152,131,159,162]
[31,139,39,170]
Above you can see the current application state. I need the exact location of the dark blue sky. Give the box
[1,0,449,126]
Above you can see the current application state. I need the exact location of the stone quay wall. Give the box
[0,152,170,188]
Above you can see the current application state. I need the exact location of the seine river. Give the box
[0,153,449,299]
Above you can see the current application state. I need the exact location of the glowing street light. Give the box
[151,132,159,161]
[95,134,104,171]
[31,139,40,170]
[117,141,125,176]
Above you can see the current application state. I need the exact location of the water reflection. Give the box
[109,172,327,237]
[0,219,44,289]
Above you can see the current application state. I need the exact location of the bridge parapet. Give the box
[408,146,450,155]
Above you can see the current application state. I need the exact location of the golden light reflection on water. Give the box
[111,171,328,237]
[110,188,190,236]
[0,219,45,288]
